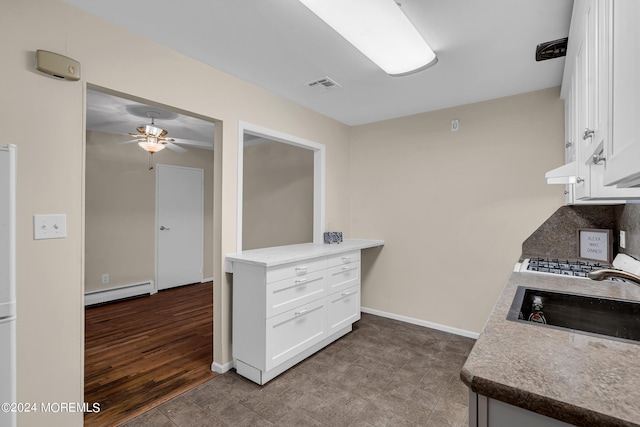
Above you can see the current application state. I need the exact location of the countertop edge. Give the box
[462,368,635,427]
[225,239,384,272]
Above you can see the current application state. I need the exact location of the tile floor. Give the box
[122,313,476,427]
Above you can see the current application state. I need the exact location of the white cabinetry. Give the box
[227,240,382,385]
[469,392,574,427]
[602,1,640,187]
[547,0,640,200]
[326,252,361,334]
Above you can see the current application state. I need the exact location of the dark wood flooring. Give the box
[84,281,216,427]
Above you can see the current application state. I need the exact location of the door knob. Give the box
[160,226,170,231]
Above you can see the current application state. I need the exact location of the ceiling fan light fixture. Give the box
[299,0,437,76]
[130,114,175,155]
[138,138,166,154]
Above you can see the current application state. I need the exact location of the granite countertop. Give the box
[225,239,384,272]
[461,271,640,426]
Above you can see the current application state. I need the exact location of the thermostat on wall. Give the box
[35,50,80,81]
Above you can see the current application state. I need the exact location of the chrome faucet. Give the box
[588,269,640,285]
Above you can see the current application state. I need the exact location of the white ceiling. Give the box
[86,89,215,150]
[68,0,573,127]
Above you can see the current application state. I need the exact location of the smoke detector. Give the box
[306,76,342,92]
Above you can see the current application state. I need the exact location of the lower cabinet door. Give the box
[328,284,360,334]
[470,392,575,427]
[265,298,327,371]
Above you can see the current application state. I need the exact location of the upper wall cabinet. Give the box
[602,1,640,187]
[547,0,640,201]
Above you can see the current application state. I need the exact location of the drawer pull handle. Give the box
[295,266,308,274]
[341,266,356,272]
[294,278,309,285]
[341,290,357,297]
[294,308,310,316]
[341,256,351,263]
[593,152,606,164]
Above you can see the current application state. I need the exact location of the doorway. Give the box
[83,86,217,425]
[156,164,204,290]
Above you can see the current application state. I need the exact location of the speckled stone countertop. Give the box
[461,271,640,426]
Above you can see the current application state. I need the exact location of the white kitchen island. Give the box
[225,239,384,385]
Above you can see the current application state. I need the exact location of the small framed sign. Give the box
[577,228,612,262]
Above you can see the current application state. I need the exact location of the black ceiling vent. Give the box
[535,37,568,61]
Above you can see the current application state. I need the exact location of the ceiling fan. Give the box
[127,111,187,154]
[122,111,187,169]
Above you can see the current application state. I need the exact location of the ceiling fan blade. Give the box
[116,139,140,145]
[87,119,130,130]
[165,142,187,153]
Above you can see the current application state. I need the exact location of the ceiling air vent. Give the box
[535,37,568,61]
[306,76,342,92]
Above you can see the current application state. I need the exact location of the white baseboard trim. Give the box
[360,306,480,339]
[202,277,214,283]
[84,281,155,306]
[211,360,234,374]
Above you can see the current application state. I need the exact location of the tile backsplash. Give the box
[614,203,640,260]
[521,203,640,262]
[521,205,617,261]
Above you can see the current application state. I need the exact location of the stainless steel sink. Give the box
[507,286,640,344]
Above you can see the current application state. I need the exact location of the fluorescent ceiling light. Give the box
[300,0,437,76]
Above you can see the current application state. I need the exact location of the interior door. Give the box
[156,164,204,290]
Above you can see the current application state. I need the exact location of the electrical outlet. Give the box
[101,274,109,284]
[33,214,67,240]
[620,230,626,249]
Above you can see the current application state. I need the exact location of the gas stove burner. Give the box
[526,257,610,278]
[519,257,627,282]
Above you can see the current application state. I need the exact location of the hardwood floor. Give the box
[84,282,216,427]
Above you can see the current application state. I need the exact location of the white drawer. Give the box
[327,250,360,268]
[265,298,327,371]
[327,261,360,295]
[328,284,360,334]
[266,271,326,318]
[266,257,327,284]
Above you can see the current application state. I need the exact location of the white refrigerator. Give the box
[0,145,16,427]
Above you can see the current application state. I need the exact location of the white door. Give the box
[156,164,204,290]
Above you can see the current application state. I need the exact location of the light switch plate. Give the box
[34,214,67,240]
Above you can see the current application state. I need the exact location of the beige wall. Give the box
[350,87,565,334]
[242,140,314,250]
[85,130,215,293]
[2,1,350,425]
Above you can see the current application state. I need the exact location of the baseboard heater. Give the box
[84,281,155,306]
